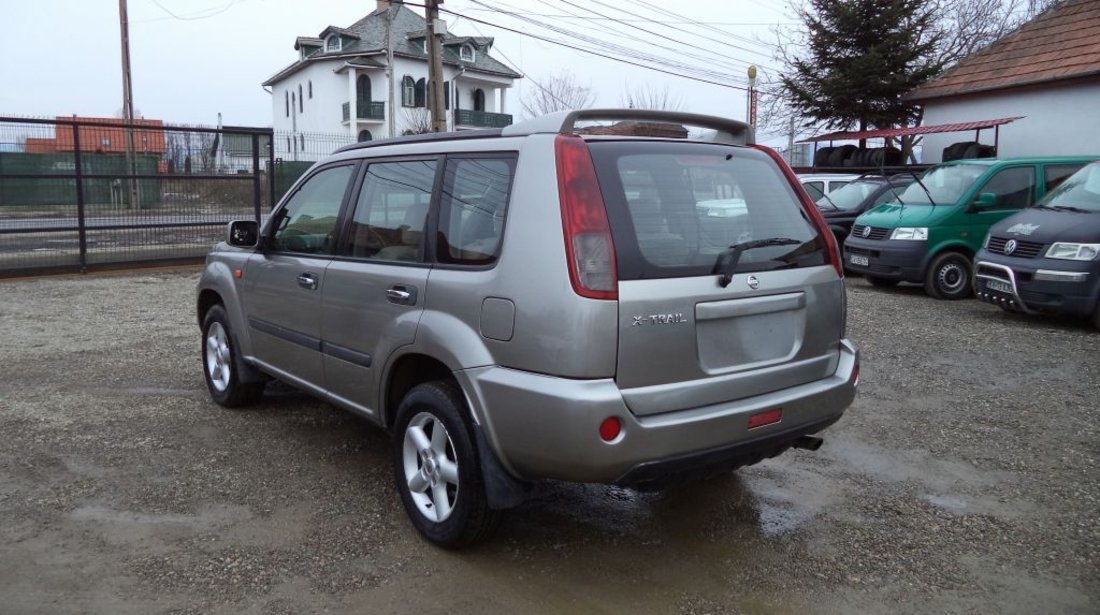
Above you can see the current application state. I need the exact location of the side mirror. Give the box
[972,192,997,209]
[226,220,259,247]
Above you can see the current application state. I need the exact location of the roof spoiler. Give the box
[502,108,755,146]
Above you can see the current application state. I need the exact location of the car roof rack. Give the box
[333,128,503,154]
[502,108,755,146]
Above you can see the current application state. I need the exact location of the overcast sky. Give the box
[1,0,796,141]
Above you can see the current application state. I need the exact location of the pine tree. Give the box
[781,0,944,133]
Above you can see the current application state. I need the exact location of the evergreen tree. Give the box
[781,0,944,132]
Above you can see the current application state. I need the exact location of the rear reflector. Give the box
[747,408,783,430]
[556,134,618,300]
[599,416,622,442]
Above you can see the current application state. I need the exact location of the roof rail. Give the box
[333,128,503,154]
[502,108,755,146]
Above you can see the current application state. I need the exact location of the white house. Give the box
[262,0,521,152]
[906,0,1100,163]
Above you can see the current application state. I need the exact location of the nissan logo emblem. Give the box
[746,275,760,290]
[862,226,872,238]
[1004,239,1018,256]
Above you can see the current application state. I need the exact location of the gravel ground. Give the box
[0,268,1096,614]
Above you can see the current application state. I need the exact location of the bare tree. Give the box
[520,71,595,118]
[401,107,433,135]
[619,84,684,111]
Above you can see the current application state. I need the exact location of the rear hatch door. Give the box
[588,140,845,416]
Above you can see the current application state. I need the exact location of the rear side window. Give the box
[436,156,517,265]
[343,160,437,262]
[589,142,825,280]
[1044,164,1083,193]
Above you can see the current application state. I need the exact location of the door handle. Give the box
[297,273,318,290]
[386,285,418,305]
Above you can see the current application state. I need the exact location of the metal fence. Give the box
[0,117,354,277]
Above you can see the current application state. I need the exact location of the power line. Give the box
[149,0,247,22]
[461,0,748,85]
[413,3,752,91]
[458,16,571,109]
[576,0,780,64]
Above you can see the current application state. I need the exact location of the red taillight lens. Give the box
[556,134,618,300]
[752,144,843,279]
[599,416,622,442]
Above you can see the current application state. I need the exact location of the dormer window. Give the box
[460,44,475,62]
[326,35,341,52]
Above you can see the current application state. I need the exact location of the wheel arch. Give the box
[922,241,975,275]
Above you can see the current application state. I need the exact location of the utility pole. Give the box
[118,0,139,207]
[385,4,396,138]
[425,0,447,132]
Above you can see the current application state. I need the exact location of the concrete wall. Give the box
[920,81,1100,163]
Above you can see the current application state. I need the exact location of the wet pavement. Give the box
[0,269,1096,614]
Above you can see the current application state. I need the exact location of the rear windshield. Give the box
[588,141,826,280]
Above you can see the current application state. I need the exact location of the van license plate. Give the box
[986,279,1012,294]
[849,255,869,266]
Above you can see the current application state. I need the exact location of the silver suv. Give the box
[197,109,859,547]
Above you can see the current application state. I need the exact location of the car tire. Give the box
[924,252,973,300]
[865,276,899,288]
[202,305,264,407]
[392,381,501,548]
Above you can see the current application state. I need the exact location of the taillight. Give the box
[752,144,844,279]
[556,134,618,300]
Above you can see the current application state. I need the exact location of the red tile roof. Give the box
[907,0,1100,101]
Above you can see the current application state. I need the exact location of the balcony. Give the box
[455,109,513,128]
[342,100,386,122]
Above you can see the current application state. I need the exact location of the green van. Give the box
[843,157,1098,299]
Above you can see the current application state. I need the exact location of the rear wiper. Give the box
[1051,205,1093,213]
[713,238,802,287]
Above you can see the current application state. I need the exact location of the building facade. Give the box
[907,0,1100,163]
[263,0,520,151]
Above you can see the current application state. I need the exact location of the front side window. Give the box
[802,181,824,201]
[979,166,1035,210]
[590,142,825,279]
[269,165,354,254]
[343,160,438,261]
[1044,164,1084,192]
[437,156,517,265]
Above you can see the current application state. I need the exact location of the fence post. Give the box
[72,122,87,272]
[251,133,261,224]
[266,131,275,210]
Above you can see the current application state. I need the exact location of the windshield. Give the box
[1039,164,1100,212]
[817,179,883,211]
[887,164,986,205]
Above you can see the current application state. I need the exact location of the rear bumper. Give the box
[974,252,1100,316]
[843,237,926,281]
[456,339,859,484]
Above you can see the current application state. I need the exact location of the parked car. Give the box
[974,162,1100,328]
[843,157,1095,299]
[816,174,915,247]
[195,109,859,547]
[797,173,860,201]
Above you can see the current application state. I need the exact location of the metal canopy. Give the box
[799,116,1024,143]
